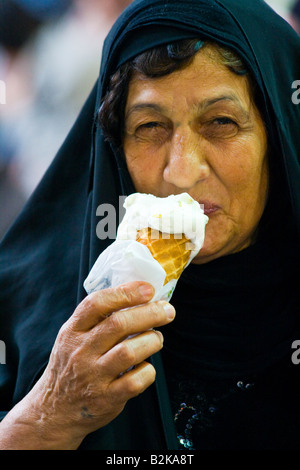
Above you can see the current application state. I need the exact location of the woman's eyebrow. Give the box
[125,95,250,120]
[196,95,250,120]
[125,103,166,118]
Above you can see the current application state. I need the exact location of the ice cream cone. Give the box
[136,227,192,285]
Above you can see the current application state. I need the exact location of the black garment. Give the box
[164,237,300,381]
[162,237,300,450]
[0,0,300,450]
[164,355,300,450]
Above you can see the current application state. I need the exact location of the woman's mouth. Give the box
[198,200,221,216]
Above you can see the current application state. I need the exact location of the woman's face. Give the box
[123,45,269,263]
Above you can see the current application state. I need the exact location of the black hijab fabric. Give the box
[0,0,300,450]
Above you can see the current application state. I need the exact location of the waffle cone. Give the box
[136,227,192,285]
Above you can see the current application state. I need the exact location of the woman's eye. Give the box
[213,117,237,126]
[139,122,161,129]
[135,121,170,142]
[203,116,239,138]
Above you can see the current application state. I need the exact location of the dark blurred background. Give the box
[0,0,133,238]
[0,0,299,239]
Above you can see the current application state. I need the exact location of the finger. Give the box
[108,362,157,404]
[99,329,164,378]
[88,300,175,354]
[70,281,155,331]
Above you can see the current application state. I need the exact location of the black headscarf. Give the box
[0,0,299,450]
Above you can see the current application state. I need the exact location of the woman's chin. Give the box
[192,231,252,264]
[191,224,236,264]
[191,244,225,264]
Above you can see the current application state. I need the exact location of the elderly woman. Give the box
[0,0,299,451]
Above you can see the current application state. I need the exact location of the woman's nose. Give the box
[163,127,210,188]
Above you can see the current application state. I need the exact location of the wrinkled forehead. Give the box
[101,19,265,119]
[125,41,254,107]
[98,1,274,147]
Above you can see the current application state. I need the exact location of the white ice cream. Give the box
[117,192,209,261]
[84,193,209,300]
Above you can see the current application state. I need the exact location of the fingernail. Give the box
[138,284,154,298]
[155,330,164,344]
[163,302,176,320]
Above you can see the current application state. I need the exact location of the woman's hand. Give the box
[0,281,175,449]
